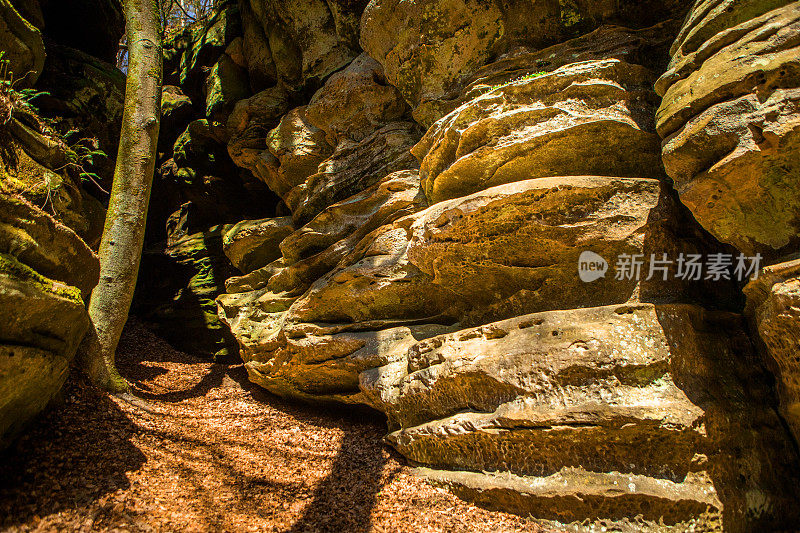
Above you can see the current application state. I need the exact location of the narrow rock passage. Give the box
[0,320,548,532]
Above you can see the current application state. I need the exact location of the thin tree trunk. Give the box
[79,0,163,392]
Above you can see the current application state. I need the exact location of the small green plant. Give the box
[0,51,12,87]
[489,71,550,91]
[62,130,108,192]
[0,51,106,196]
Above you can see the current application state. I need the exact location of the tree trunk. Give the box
[79,0,163,392]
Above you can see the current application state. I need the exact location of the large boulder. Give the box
[289,176,730,329]
[360,0,691,124]
[219,174,732,405]
[305,53,409,146]
[0,195,99,298]
[413,59,664,203]
[409,21,680,128]
[380,304,800,530]
[262,105,332,199]
[223,216,293,274]
[655,1,800,258]
[204,53,251,125]
[209,2,800,527]
[0,195,98,449]
[0,0,45,86]
[744,257,800,445]
[238,0,367,92]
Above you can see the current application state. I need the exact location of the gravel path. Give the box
[0,320,550,532]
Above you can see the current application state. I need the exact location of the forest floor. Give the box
[0,319,552,533]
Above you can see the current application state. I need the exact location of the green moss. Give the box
[489,71,549,92]
[0,253,83,303]
[558,0,582,29]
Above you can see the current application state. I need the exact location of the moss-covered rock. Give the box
[164,1,242,102]
[360,0,691,123]
[204,54,250,125]
[33,43,125,191]
[0,0,45,86]
[0,194,99,298]
[1,144,105,247]
[239,0,367,92]
[159,85,195,155]
[0,254,89,450]
[134,225,239,359]
[0,195,97,449]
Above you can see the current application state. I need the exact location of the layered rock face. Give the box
[200,1,800,528]
[360,0,693,126]
[655,1,800,258]
[0,196,99,450]
[654,1,800,487]
[0,0,45,86]
[744,257,800,444]
[0,0,116,448]
[385,304,797,529]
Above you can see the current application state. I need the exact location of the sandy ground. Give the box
[0,319,550,532]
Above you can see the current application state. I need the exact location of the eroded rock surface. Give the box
[744,257,800,445]
[0,0,44,86]
[360,0,691,124]
[380,304,799,530]
[223,216,293,274]
[655,1,800,257]
[239,0,367,91]
[413,59,664,203]
[0,196,98,449]
[186,1,800,528]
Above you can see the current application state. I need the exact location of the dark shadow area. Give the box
[285,429,395,533]
[0,369,147,528]
[223,366,396,533]
[126,362,228,403]
[656,306,800,531]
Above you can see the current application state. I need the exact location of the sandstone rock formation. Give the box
[0,195,99,450]
[80,0,797,528]
[206,2,800,526]
[239,0,367,92]
[744,257,800,445]
[655,1,800,258]
[382,304,798,530]
[223,216,293,274]
[413,59,664,203]
[360,0,692,125]
[0,0,44,86]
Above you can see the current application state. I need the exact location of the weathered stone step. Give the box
[414,466,721,530]
[388,396,704,482]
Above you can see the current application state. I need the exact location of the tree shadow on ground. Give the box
[225,366,397,533]
[0,369,147,528]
